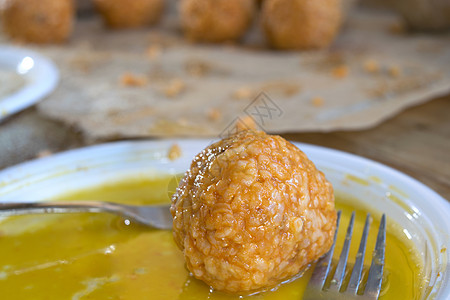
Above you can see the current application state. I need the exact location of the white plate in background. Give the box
[0,140,448,299]
[0,46,59,121]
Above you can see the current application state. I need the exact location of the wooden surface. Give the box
[1,93,449,200]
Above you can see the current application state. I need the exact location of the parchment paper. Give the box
[2,7,449,140]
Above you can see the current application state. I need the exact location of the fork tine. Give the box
[329,211,355,292]
[345,213,371,295]
[365,214,386,298]
[308,210,342,289]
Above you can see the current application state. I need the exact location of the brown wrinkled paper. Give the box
[3,8,448,140]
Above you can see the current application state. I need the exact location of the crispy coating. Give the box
[94,0,164,28]
[171,130,336,293]
[0,0,74,44]
[261,0,342,50]
[179,0,255,43]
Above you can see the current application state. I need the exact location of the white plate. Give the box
[0,46,59,121]
[0,140,449,299]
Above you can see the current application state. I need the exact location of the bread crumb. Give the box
[332,65,349,79]
[185,60,211,77]
[146,44,162,60]
[388,65,402,78]
[388,22,406,35]
[232,86,254,100]
[311,97,324,107]
[363,59,380,74]
[168,144,182,161]
[120,72,148,87]
[207,108,222,121]
[236,116,257,132]
[36,150,52,158]
[70,56,91,73]
[164,79,186,98]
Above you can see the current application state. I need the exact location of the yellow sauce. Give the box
[0,176,424,299]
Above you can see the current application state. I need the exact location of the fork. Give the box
[304,211,386,300]
[0,201,173,230]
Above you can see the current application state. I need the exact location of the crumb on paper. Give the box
[232,86,254,100]
[168,144,182,161]
[388,22,406,35]
[311,96,324,107]
[69,56,92,73]
[146,44,162,60]
[163,78,186,98]
[236,115,257,132]
[36,150,53,158]
[332,65,349,79]
[388,65,402,78]
[120,72,148,87]
[185,59,211,77]
[363,59,380,73]
[207,108,222,121]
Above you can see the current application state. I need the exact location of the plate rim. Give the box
[0,139,449,298]
[0,139,448,204]
[0,45,59,121]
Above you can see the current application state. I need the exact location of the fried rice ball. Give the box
[0,0,74,44]
[179,0,255,43]
[261,0,342,50]
[93,0,164,28]
[171,130,337,293]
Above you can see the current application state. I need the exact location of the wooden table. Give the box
[283,94,450,200]
[1,94,449,200]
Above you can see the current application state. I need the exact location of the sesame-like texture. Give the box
[179,0,255,43]
[94,0,164,28]
[171,131,336,293]
[262,0,342,50]
[0,0,74,44]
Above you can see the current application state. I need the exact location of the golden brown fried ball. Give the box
[171,130,337,293]
[0,0,74,44]
[94,0,164,29]
[261,0,342,50]
[179,0,255,43]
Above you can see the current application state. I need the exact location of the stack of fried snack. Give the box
[1,0,448,47]
[0,0,342,50]
[179,0,341,50]
[0,0,164,44]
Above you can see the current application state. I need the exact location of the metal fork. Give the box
[304,211,386,300]
[0,201,173,230]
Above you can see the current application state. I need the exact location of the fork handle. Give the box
[0,201,123,217]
